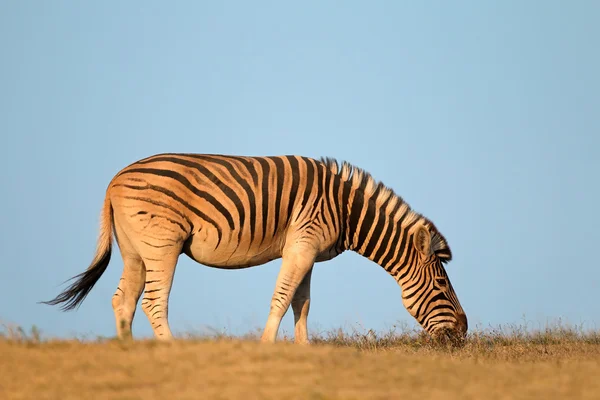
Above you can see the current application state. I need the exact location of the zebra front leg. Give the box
[140,255,178,340]
[112,255,146,340]
[261,247,316,343]
[291,267,313,345]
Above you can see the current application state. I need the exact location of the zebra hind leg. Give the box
[261,247,316,343]
[111,255,146,341]
[291,267,313,345]
[140,254,179,340]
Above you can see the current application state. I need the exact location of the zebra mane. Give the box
[320,157,452,263]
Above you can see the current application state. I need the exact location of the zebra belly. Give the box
[182,231,283,269]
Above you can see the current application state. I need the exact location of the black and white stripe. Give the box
[43,153,467,342]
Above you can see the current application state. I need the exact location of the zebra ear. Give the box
[414,225,432,257]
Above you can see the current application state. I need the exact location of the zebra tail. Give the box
[41,195,114,311]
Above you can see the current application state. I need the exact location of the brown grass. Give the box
[1,323,599,399]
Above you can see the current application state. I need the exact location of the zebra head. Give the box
[400,223,468,342]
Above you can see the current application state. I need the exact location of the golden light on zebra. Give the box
[44,153,468,343]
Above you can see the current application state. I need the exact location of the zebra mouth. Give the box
[431,327,467,346]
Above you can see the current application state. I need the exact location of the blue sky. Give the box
[1,1,599,339]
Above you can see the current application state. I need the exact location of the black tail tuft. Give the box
[40,250,111,311]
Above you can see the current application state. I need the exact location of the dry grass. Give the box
[1,322,599,399]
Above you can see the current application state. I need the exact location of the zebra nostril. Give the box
[457,312,468,334]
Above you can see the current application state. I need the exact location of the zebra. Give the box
[44,153,467,343]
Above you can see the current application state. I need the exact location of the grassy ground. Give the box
[1,323,599,400]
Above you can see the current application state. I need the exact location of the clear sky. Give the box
[1,1,599,339]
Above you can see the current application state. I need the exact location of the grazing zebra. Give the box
[44,153,467,343]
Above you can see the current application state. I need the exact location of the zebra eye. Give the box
[435,278,447,288]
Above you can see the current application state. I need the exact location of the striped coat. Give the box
[45,153,467,343]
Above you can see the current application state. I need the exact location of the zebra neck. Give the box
[344,187,416,276]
